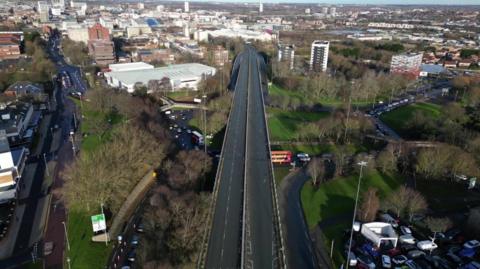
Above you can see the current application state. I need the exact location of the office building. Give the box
[390,52,423,79]
[259,3,264,13]
[184,1,189,12]
[278,44,295,70]
[330,7,336,16]
[0,131,28,204]
[310,40,329,72]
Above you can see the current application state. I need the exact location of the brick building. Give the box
[0,33,22,60]
[88,23,110,41]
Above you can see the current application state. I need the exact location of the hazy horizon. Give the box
[159,0,480,6]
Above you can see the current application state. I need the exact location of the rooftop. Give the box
[106,63,216,86]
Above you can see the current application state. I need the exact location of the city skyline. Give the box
[171,0,480,5]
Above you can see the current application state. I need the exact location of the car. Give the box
[462,261,480,269]
[361,243,380,258]
[401,244,417,253]
[459,247,477,258]
[392,255,408,265]
[405,260,420,269]
[177,128,182,133]
[380,213,398,228]
[415,259,433,269]
[127,250,136,262]
[357,254,376,269]
[407,250,426,259]
[135,222,144,233]
[445,252,463,265]
[296,153,311,162]
[400,235,417,244]
[417,241,438,251]
[431,256,452,269]
[444,228,461,241]
[464,240,480,249]
[186,129,192,134]
[400,226,412,235]
[382,255,392,268]
[131,235,140,246]
[345,251,357,267]
[447,245,462,254]
[386,247,401,257]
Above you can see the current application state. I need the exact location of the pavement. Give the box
[205,49,249,269]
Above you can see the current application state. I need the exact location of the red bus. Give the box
[271,151,293,164]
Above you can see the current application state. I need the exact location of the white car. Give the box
[464,240,480,249]
[400,226,412,235]
[381,255,392,268]
[417,240,438,251]
[400,235,417,244]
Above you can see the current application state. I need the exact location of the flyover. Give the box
[201,46,285,268]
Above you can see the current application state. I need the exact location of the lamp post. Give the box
[62,221,70,251]
[70,131,76,158]
[43,153,49,176]
[202,94,207,155]
[346,161,368,269]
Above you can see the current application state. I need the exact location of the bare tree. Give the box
[358,187,380,222]
[307,158,325,186]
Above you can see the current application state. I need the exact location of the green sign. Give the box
[91,214,106,232]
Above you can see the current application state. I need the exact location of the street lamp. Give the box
[346,161,368,269]
[70,131,76,158]
[62,221,71,251]
[43,153,49,176]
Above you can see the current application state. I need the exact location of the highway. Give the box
[244,46,277,268]
[205,46,282,269]
[205,49,249,268]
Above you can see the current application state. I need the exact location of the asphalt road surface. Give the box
[244,46,276,269]
[205,49,249,268]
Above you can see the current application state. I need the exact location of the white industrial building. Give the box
[361,222,399,248]
[104,62,216,93]
[203,28,274,42]
[310,40,329,72]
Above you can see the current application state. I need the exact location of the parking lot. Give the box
[346,212,480,269]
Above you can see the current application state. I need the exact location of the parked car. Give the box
[464,240,480,249]
[127,250,136,262]
[401,244,417,253]
[445,252,463,265]
[380,213,398,228]
[459,247,477,258]
[431,256,452,269]
[357,255,376,269]
[407,249,426,259]
[400,235,417,244]
[361,243,380,258]
[405,260,420,269]
[345,251,357,267]
[415,259,433,269]
[131,235,140,246]
[444,228,462,241]
[400,226,412,235]
[381,255,392,268]
[386,247,401,257]
[392,255,408,265]
[462,261,480,269]
[417,240,438,251]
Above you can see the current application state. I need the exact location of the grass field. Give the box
[166,90,198,102]
[67,209,110,269]
[301,170,404,266]
[380,102,441,135]
[267,108,329,141]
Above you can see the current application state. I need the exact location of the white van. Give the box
[417,240,438,251]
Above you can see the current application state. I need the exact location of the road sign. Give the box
[91,214,106,232]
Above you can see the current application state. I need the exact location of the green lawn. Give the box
[380,102,441,134]
[301,170,404,266]
[72,98,124,152]
[166,90,198,102]
[68,209,110,269]
[267,108,329,141]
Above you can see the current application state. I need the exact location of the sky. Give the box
[190,0,480,5]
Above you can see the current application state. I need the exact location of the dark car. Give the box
[127,250,136,262]
[415,258,433,269]
[445,252,463,265]
[444,228,462,241]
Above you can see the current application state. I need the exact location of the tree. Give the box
[425,217,452,236]
[376,145,398,174]
[358,187,380,222]
[165,151,212,191]
[307,158,325,185]
[383,186,428,222]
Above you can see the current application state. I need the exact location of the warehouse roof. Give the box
[106,63,216,86]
